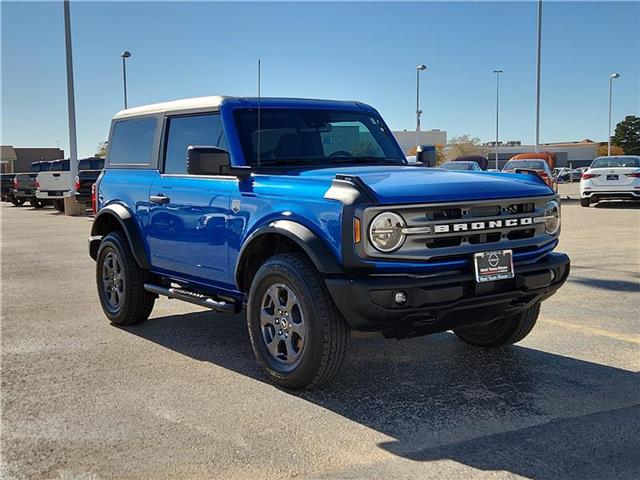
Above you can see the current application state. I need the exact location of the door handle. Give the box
[150,194,170,205]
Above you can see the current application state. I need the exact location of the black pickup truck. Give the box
[13,161,53,208]
[1,173,20,205]
[74,157,104,206]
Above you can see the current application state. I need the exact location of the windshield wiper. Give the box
[258,158,322,167]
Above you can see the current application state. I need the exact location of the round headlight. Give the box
[369,212,406,252]
[544,200,561,235]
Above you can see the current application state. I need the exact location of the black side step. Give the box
[143,284,240,314]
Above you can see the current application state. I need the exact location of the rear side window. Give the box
[109,117,158,166]
[50,160,70,171]
[163,113,226,174]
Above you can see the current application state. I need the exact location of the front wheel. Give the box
[454,302,540,347]
[96,231,155,326]
[10,197,25,207]
[580,198,590,207]
[247,253,350,390]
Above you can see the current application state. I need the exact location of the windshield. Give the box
[442,162,477,171]
[503,160,546,171]
[591,157,640,168]
[234,108,405,167]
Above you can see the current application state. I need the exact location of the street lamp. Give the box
[416,64,427,148]
[493,70,503,170]
[121,51,131,109]
[534,0,543,152]
[608,73,621,156]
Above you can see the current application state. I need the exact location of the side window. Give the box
[78,160,91,170]
[92,158,105,170]
[163,113,226,174]
[109,117,157,166]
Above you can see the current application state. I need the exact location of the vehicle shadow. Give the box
[568,275,640,292]
[124,311,640,479]
[593,201,640,209]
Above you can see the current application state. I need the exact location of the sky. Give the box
[2,0,639,158]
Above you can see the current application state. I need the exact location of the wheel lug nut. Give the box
[275,319,279,324]
[285,333,288,338]
[278,330,283,336]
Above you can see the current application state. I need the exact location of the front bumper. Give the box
[325,252,570,338]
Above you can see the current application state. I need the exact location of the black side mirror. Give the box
[416,145,437,167]
[186,146,251,178]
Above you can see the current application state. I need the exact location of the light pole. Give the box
[121,51,131,109]
[608,73,620,156]
[534,0,542,152]
[494,70,503,170]
[416,64,427,148]
[63,0,78,197]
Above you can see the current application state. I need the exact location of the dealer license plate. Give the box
[474,250,514,283]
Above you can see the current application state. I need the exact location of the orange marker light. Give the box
[353,218,361,244]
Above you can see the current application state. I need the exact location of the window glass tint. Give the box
[234,108,404,167]
[503,160,546,171]
[93,158,105,170]
[39,163,52,172]
[78,159,91,170]
[29,163,39,172]
[164,114,226,174]
[50,160,70,171]
[591,157,640,168]
[109,117,157,165]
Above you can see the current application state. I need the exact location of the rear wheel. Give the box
[454,302,540,347]
[580,198,590,207]
[10,197,25,207]
[247,253,350,390]
[30,198,45,208]
[96,231,155,326]
[54,199,65,212]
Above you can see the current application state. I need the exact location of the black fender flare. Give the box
[90,203,150,269]
[235,220,343,289]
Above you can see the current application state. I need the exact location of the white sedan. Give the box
[580,155,640,207]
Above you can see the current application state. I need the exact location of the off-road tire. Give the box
[54,199,65,212]
[454,302,540,347]
[247,253,350,390]
[580,198,590,207]
[30,199,45,208]
[96,231,155,326]
[10,197,24,207]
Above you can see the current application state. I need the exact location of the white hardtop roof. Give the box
[114,96,230,119]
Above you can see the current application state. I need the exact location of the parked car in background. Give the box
[13,161,53,208]
[1,173,21,205]
[452,155,489,171]
[580,155,640,207]
[36,159,70,212]
[553,167,571,183]
[441,161,482,171]
[502,158,556,191]
[509,152,556,170]
[75,157,105,206]
[572,167,588,181]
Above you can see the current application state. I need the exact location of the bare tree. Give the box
[447,135,487,160]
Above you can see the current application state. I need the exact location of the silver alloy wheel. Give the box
[102,250,125,312]
[260,283,305,365]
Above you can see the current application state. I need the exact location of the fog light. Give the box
[394,291,407,305]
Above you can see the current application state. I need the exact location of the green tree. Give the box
[447,134,487,160]
[611,115,640,155]
[96,141,107,157]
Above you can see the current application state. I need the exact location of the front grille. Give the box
[361,195,557,263]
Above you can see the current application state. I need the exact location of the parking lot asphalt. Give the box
[1,200,639,480]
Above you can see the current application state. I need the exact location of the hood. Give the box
[293,166,554,204]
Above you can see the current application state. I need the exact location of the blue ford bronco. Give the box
[90,96,570,389]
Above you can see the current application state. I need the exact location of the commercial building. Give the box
[485,139,602,168]
[1,146,65,173]
[393,130,447,154]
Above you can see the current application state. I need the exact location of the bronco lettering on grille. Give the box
[433,217,533,234]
